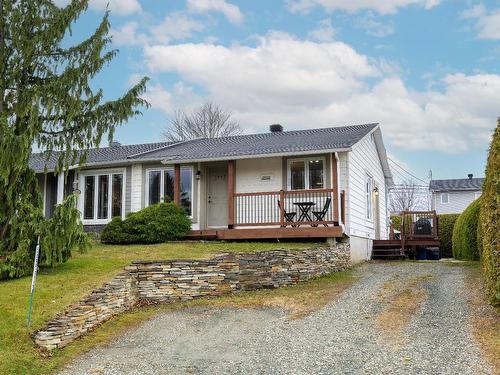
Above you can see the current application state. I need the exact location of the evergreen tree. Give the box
[0,0,149,278]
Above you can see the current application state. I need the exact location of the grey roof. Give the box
[30,142,171,172]
[30,123,378,171]
[130,123,378,162]
[429,178,484,192]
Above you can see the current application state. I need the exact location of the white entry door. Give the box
[207,167,228,227]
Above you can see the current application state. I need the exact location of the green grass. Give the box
[0,240,317,375]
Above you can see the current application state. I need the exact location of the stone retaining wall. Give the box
[34,244,350,350]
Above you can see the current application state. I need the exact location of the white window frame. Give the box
[145,166,194,218]
[79,168,126,225]
[441,192,449,204]
[287,157,326,190]
[365,172,373,221]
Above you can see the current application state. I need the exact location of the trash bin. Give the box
[417,246,427,260]
[427,247,440,260]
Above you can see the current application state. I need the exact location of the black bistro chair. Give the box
[312,197,331,227]
[277,199,297,227]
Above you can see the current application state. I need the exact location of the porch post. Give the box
[174,164,181,206]
[56,172,65,205]
[331,153,339,223]
[227,160,235,229]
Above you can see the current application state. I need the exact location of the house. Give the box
[30,123,394,262]
[429,174,484,214]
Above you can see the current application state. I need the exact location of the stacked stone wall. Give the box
[34,244,350,350]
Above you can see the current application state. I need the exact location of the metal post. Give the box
[27,236,41,327]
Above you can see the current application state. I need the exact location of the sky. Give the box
[56,0,500,182]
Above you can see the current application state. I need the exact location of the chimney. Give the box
[269,124,283,133]
[468,173,473,179]
[110,141,121,147]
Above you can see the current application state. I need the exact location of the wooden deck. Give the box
[187,226,343,240]
[372,211,441,259]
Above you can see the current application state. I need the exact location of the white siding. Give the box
[432,190,480,214]
[347,133,388,244]
[235,157,282,193]
[130,164,142,212]
[234,157,282,227]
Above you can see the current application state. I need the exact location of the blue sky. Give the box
[58,0,500,182]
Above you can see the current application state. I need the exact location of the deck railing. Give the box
[401,210,438,240]
[234,189,338,227]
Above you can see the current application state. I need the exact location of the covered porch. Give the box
[179,154,346,240]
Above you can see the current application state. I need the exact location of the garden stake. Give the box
[27,236,41,327]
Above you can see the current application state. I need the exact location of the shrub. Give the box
[452,199,481,260]
[390,215,401,231]
[437,214,460,258]
[100,217,137,244]
[479,120,500,306]
[101,203,192,244]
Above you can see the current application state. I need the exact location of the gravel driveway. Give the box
[60,262,492,375]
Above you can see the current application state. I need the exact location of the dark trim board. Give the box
[187,226,343,240]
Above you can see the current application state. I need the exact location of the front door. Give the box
[207,167,228,227]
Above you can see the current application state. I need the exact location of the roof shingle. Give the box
[429,178,484,191]
[130,123,378,162]
[30,123,378,170]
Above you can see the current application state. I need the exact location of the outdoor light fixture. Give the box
[195,170,201,180]
[373,186,379,196]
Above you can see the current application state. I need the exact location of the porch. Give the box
[182,155,346,240]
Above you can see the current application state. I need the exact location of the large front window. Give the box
[288,158,324,190]
[82,171,124,222]
[147,167,193,216]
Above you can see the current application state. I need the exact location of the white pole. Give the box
[27,236,41,327]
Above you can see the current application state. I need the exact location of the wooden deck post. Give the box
[227,160,235,229]
[331,153,339,224]
[173,164,180,206]
[279,189,285,227]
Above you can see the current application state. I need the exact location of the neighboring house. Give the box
[429,175,484,214]
[30,123,394,262]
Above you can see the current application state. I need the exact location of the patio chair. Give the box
[311,198,331,227]
[277,200,297,227]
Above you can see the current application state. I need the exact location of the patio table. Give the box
[293,201,316,222]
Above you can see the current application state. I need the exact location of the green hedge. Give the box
[437,214,459,258]
[452,199,481,260]
[479,120,500,306]
[101,203,191,244]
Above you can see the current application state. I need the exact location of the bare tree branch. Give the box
[389,179,428,213]
[162,102,242,142]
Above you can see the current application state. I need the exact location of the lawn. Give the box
[0,241,317,375]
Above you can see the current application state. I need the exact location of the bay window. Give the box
[288,158,324,190]
[146,167,193,216]
[82,170,124,223]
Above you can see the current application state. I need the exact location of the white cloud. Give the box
[110,13,204,46]
[287,0,440,15]
[187,0,244,24]
[143,82,202,115]
[54,0,141,16]
[143,33,498,152]
[461,4,486,19]
[110,22,148,46]
[461,4,500,40]
[308,18,337,42]
[355,12,394,37]
[151,12,205,43]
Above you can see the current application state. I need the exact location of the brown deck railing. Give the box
[401,210,438,240]
[234,188,338,227]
